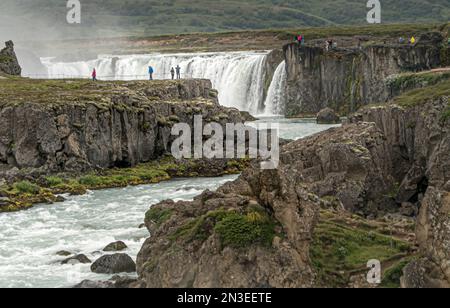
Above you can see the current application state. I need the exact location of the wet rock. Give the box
[240,111,257,122]
[56,250,72,257]
[91,254,136,274]
[316,108,341,124]
[74,280,115,289]
[61,254,92,265]
[103,241,128,252]
[73,275,137,289]
[55,195,66,203]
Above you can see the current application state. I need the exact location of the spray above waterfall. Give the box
[37,51,287,116]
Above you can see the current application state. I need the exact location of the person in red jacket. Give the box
[92,68,97,81]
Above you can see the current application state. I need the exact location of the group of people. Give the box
[325,39,337,51]
[148,65,182,80]
[398,36,416,44]
[90,65,183,81]
[295,34,305,45]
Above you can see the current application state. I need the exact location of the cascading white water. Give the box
[39,51,271,115]
[261,61,287,116]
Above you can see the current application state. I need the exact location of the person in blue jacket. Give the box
[148,65,154,80]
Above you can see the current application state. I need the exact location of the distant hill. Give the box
[1,0,449,40]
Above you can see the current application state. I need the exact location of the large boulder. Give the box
[316,108,341,124]
[103,241,128,252]
[91,254,136,274]
[0,41,21,76]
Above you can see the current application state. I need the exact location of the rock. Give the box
[399,202,417,217]
[56,250,72,257]
[0,79,245,174]
[61,254,92,265]
[73,276,137,289]
[91,254,136,274]
[283,42,443,116]
[0,41,21,76]
[240,111,257,122]
[55,195,66,203]
[316,108,341,124]
[110,275,138,288]
[103,241,128,252]
[74,280,114,288]
[135,94,449,288]
[0,197,12,207]
[403,187,450,288]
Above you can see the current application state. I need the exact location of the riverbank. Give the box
[0,156,250,213]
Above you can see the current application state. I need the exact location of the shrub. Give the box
[45,176,63,187]
[13,181,41,195]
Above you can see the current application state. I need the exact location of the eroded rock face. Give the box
[0,41,21,76]
[135,122,405,287]
[284,37,443,116]
[348,98,450,288]
[0,80,243,178]
[136,96,449,288]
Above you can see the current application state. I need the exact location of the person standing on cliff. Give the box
[148,65,154,80]
[176,65,181,79]
[92,68,97,81]
[170,67,175,80]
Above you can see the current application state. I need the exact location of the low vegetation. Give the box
[170,206,277,249]
[0,157,249,213]
[311,210,413,288]
[392,78,450,108]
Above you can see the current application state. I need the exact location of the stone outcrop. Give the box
[283,33,444,116]
[136,90,449,287]
[135,121,403,287]
[91,253,136,274]
[316,107,341,124]
[0,41,21,76]
[0,79,244,179]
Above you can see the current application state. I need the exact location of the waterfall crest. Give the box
[40,51,270,115]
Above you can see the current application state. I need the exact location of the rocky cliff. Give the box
[283,32,445,116]
[0,41,21,76]
[0,78,243,179]
[136,79,449,288]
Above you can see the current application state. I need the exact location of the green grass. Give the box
[215,211,276,249]
[387,72,450,94]
[145,207,174,226]
[170,207,277,249]
[311,218,411,287]
[12,181,41,195]
[379,259,414,288]
[393,78,450,108]
[44,176,64,187]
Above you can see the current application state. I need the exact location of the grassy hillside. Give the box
[1,0,449,39]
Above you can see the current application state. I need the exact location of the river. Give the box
[0,118,340,288]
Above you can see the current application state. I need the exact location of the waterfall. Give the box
[38,51,270,115]
[261,61,287,116]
